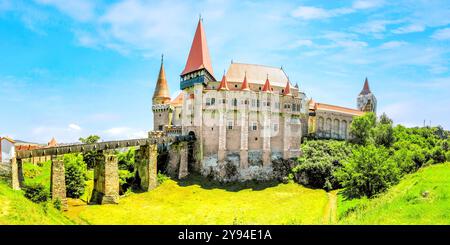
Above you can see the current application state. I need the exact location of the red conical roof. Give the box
[217,73,229,91]
[181,19,214,77]
[359,77,371,95]
[262,75,272,92]
[241,72,250,91]
[283,80,291,95]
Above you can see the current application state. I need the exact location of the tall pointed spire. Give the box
[217,71,229,91]
[262,74,272,92]
[153,54,171,104]
[283,80,291,95]
[181,18,214,77]
[359,77,371,95]
[241,72,250,91]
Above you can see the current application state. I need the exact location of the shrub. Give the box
[349,112,377,145]
[53,198,62,211]
[293,140,354,190]
[64,154,87,198]
[335,145,400,198]
[157,171,170,184]
[431,146,446,164]
[117,148,135,172]
[119,169,135,195]
[23,183,50,203]
[373,123,395,148]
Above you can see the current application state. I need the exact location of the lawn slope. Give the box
[0,180,73,224]
[339,163,450,224]
[71,177,329,225]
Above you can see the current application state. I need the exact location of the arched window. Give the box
[325,118,332,138]
[341,120,348,139]
[333,119,340,139]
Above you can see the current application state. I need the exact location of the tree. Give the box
[335,145,400,198]
[79,135,100,144]
[64,154,87,198]
[349,112,377,145]
[379,113,393,125]
[79,135,101,169]
[373,122,395,147]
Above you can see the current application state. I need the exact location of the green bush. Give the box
[119,169,135,195]
[117,148,135,172]
[63,154,87,198]
[53,198,62,211]
[157,171,170,184]
[336,145,400,198]
[293,140,354,190]
[349,112,377,145]
[23,183,50,203]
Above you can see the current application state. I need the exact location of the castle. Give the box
[151,19,377,181]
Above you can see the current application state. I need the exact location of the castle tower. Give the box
[357,77,377,113]
[180,18,215,171]
[152,55,173,131]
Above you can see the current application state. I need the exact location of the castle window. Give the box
[267,101,271,107]
[158,125,163,131]
[232,98,238,106]
[293,104,296,111]
[251,99,256,107]
[227,121,233,130]
[235,84,238,88]
[251,122,258,131]
[273,124,278,132]
[257,100,260,107]
[259,87,261,90]
[222,99,226,104]
[255,137,258,141]
[211,98,215,105]
[245,100,248,105]
[206,98,211,106]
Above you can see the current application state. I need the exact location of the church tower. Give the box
[357,77,377,114]
[152,55,173,131]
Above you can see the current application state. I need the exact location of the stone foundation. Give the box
[50,156,68,210]
[91,153,119,204]
[135,144,158,191]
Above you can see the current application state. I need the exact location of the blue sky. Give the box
[1,0,449,143]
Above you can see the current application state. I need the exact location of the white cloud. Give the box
[352,0,385,10]
[432,27,450,40]
[34,0,95,22]
[291,6,332,20]
[392,24,425,34]
[68,123,81,131]
[379,41,407,49]
[288,39,314,49]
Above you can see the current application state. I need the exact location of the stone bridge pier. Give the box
[91,152,119,204]
[135,144,158,191]
[50,156,68,210]
[166,141,190,179]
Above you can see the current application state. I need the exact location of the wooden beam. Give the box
[16,135,194,159]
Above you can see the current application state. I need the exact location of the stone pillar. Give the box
[92,153,119,204]
[283,114,291,159]
[178,143,189,179]
[240,103,249,169]
[167,144,180,178]
[136,144,158,191]
[218,108,227,163]
[50,156,68,210]
[262,99,272,167]
[10,157,20,190]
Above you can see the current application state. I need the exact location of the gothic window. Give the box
[211,98,215,105]
[232,98,238,106]
[227,121,233,130]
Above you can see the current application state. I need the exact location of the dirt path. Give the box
[64,198,90,224]
[323,191,338,224]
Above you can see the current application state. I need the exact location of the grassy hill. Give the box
[69,176,330,225]
[0,180,73,224]
[338,162,450,224]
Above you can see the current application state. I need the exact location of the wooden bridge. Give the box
[10,133,196,210]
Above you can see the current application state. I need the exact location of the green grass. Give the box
[22,160,51,191]
[338,162,450,224]
[0,180,73,224]
[71,176,329,224]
